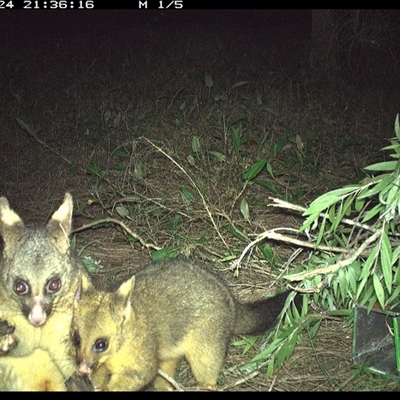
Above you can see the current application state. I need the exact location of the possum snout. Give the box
[78,359,92,375]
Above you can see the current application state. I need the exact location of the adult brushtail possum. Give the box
[0,193,93,390]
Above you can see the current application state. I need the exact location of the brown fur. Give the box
[72,258,295,391]
[0,193,93,390]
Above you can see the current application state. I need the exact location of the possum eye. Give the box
[72,331,81,347]
[93,339,108,353]
[46,278,61,294]
[14,280,29,296]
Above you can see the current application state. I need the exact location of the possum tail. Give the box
[233,291,300,336]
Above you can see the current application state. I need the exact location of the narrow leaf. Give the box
[315,213,327,247]
[358,174,392,199]
[242,158,267,181]
[361,203,383,223]
[240,198,250,221]
[180,187,196,202]
[204,73,214,88]
[191,136,202,154]
[303,186,358,216]
[208,151,225,162]
[380,231,393,293]
[359,243,379,281]
[151,247,179,261]
[373,274,385,309]
[230,81,248,90]
[364,161,398,172]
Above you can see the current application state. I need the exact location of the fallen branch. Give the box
[72,218,160,251]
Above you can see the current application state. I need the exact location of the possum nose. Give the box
[78,360,92,375]
[29,304,47,326]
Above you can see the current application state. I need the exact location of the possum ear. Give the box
[75,274,92,302]
[0,197,23,228]
[81,273,92,292]
[118,276,136,297]
[0,197,26,257]
[118,276,136,320]
[47,193,73,253]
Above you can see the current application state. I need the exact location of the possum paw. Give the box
[0,320,16,354]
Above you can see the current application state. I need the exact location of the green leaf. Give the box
[299,212,320,233]
[338,267,348,302]
[300,294,309,316]
[259,243,276,264]
[242,158,267,181]
[223,224,247,242]
[151,247,179,261]
[265,107,279,117]
[204,72,213,88]
[232,336,258,355]
[115,205,129,218]
[386,285,400,305]
[348,262,359,293]
[80,255,102,273]
[342,192,355,217]
[315,213,327,247]
[208,151,226,162]
[307,319,322,339]
[395,260,400,285]
[232,127,242,155]
[359,283,377,307]
[86,163,102,175]
[373,274,385,309]
[359,243,379,281]
[275,337,289,368]
[290,298,301,320]
[328,203,336,224]
[303,186,358,216]
[332,231,346,247]
[266,161,274,178]
[364,161,398,172]
[251,337,284,362]
[255,131,269,155]
[240,198,250,221]
[180,187,196,202]
[361,203,383,223]
[354,198,365,212]
[358,174,392,199]
[392,244,400,264]
[356,274,370,303]
[295,134,304,155]
[395,114,400,140]
[16,117,30,132]
[191,136,202,154]
[112,145,130,158]
[253,179,279,193]
[382,182,400,211]
[266,355,275,378]
[187,154,196,166]
[380,231,393,293]
[285,333,298,363]
[270,140,285,157]
[230,81,248,90]
[331,203,345,232]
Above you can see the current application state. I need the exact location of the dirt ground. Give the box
[1,9,400,391]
